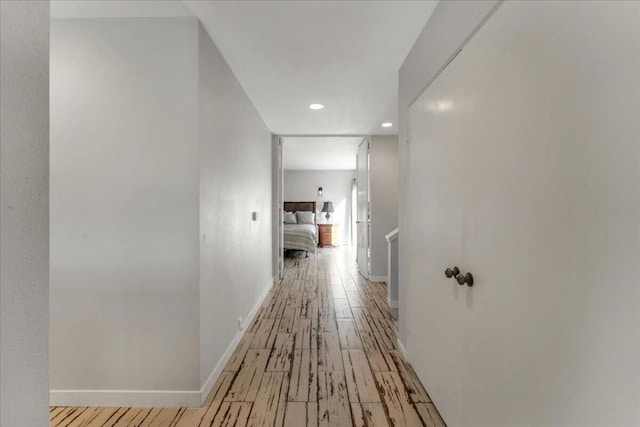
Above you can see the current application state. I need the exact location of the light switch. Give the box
[252,211,259,221]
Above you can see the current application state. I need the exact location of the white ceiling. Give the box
[184,1,438,135]
[51,1,438,136]
[283,137,363,171]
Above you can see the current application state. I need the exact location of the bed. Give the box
[283,201,318,256]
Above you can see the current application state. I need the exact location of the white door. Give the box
[356,138,370,278]
[406,2,639,426]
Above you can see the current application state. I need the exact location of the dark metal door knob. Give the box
[456,272,474,287]
[445,267,460,278]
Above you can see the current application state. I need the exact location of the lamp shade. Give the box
[321,201,334,213]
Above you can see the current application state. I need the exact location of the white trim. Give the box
[51,277,275,408]
[388,299,398,309]
[49,389,201,408]
[198,277,273,405]
[397,337,408,359]
[369,275,388,283]
[357,269,370,281]
[385,228,399,242]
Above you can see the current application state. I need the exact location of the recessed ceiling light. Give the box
[381,122,393,128]
[309,103,325,110]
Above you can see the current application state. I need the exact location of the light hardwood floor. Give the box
[50,247,445,427]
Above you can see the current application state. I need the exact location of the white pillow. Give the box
[283,211,297,224]
[296,211,315,225]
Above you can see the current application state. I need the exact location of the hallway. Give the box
[49,247,444,426]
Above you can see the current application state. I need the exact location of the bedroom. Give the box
[281,136,359,257]
[276,135,399,286]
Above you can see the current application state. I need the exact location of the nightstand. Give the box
[318,224,339,247]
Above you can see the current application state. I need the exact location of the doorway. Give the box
[275,136,362,274]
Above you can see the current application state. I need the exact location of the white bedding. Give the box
[284,224,317,234]
[283,223,318,253]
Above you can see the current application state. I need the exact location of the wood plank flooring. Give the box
[51,247,445,426]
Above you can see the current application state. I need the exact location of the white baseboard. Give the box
[49,389,201,408]
[51,277,275,408]
[198,277,273,405]
[388,299,398,309]
[397,336,408,359]
[369,275,388,283]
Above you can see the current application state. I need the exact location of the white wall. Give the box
[50,16,273,407]
[0,2,49,425]
[401,1,640,426]
[369,136,398,281]
[51,0,194,19]
[284,170,355,245]
[198,22,273,388]
[50,18,201,401]
[399,0,500,110]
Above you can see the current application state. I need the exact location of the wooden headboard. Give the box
[284,201,317,223]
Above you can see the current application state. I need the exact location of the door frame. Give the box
[277,136,284,280]
[275,134,369,277]
[356,137,371,279]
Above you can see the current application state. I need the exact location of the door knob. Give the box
[456,272,474,287]
[445,267,460,278]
